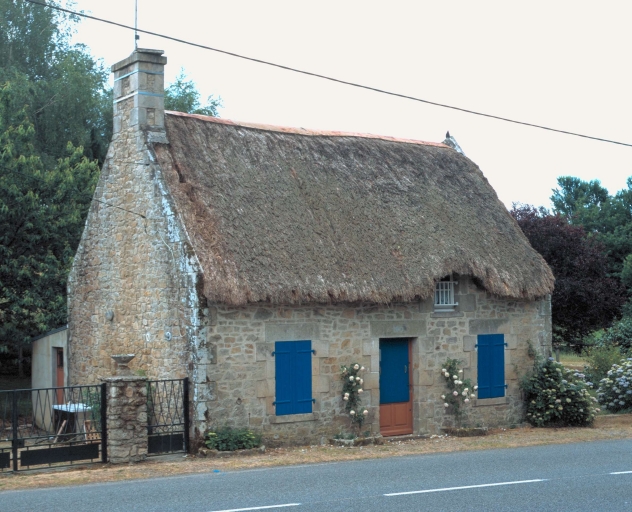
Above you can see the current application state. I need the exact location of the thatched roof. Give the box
[151,112,554,306]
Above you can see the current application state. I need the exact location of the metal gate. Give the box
[0,384,107,472]
[146,378,189,455]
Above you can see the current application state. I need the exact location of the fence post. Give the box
[11,391,18,472]
[100,382,108,463]
[101,376,148,464]
[183,378,190,453]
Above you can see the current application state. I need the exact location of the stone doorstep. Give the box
[198,445,266,458]
[441,426,489,437]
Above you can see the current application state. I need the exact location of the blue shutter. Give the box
[275,340,312,415]
[477,334,505,399]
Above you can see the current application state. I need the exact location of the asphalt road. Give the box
[2,439,632,512]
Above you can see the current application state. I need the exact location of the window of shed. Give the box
[434,276,458,312]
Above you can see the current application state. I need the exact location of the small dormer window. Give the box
[434,276,458,312]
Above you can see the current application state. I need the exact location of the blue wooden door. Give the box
[379,338,413,435]
[380,339,410,403]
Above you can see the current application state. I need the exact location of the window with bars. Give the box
[434,277,458,311]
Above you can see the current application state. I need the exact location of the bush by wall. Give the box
[440,358,476,428]
[521,357,599,427]
[204,427,262,451]
[340,363,369,432]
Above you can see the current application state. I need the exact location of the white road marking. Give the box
[208,504,301,512]
[610,471,632,475]
[384,479,546,496]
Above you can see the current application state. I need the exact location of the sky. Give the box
[69,0,631,209]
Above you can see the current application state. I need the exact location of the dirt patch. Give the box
[1,414,631,492]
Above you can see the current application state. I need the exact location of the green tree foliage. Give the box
[593,318,632,354]
[0,0,111,164]
[164,69,222,117]
[511,205,626,347]
[552,176,632,280]
[0,1,103,354]
[0,95,99,346]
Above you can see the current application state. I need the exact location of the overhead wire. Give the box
[22,0,632,148]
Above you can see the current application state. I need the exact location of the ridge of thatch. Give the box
[151,112,554,306]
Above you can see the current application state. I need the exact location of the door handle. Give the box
[404,364,408,373]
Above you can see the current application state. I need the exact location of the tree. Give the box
[550,176,609,223]
[0,90,99,354]
[0,1,104,364]
[551,176,632,279]
[0,0,112,164]
[164,69,222,117]
[511,205,626,347]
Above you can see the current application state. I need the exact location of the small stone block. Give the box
[256,380,268,398]
[363,372,379,390]
[418,370,434,386]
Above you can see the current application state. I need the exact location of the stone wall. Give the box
[196,277,551,444]
[68,50,204,395]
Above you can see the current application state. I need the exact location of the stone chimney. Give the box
[112,49,167,135]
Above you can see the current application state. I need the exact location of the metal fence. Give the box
[0,384,107,472]
[146,379,189,455]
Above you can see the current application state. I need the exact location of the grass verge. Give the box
[1,414,630,492]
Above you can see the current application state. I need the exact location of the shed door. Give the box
[379,338,413,436]
[55,348,64,404]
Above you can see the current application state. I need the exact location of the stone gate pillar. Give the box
[102,375,148,464]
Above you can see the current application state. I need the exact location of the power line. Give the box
[23,0,632,148]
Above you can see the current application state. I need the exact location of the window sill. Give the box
[270,413,315,424]
[473,396,508,407]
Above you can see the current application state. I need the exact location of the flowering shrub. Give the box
[584,345,624,384]
[440,358,476,427]
[597,358,632,412]
[340,363,369,431]
[521,357,598,427]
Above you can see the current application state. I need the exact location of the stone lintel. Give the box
[370,320,426,338]
[265,323,319,343]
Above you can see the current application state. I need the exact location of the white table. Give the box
[52,403,92,434]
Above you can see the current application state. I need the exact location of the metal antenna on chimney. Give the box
[134,0,139,48]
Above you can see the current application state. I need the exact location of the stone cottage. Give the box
[68,49,554,445]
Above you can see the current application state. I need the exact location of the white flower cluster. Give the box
[597,358,632,412]
[440,360,477,425]
[340,363,369,428]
